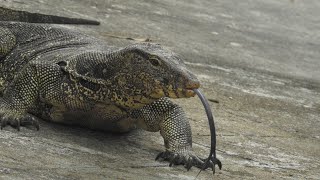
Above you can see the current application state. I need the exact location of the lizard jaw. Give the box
[150,85,200,99]
[184,80,200,97]
[149,88,196,99]
[149,79,200,99]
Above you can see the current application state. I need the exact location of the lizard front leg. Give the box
[132,97,212,170]
[0,63,41,130]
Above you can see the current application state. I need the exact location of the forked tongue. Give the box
[193,89,222,177]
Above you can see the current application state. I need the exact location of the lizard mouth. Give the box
[184,88,197,97]
[150,80,200,99]
[183,80,201,97]
[173,88,196,98]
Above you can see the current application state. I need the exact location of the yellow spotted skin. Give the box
[0,21,213,170]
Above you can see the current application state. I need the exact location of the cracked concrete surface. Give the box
[0,0,319,179]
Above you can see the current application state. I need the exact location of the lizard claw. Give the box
[0,114,39,131]
[1,116,20,131]
[201,156,222,170]
[186,157,193,170]
[21,114,40,131]
[156,150,215,171]
[193,156,222,177]
[1,116,8,130]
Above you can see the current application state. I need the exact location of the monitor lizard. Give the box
[0,7,221,173]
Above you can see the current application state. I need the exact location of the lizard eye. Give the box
[149,57,161,67]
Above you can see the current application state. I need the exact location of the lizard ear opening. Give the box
[57,61,68,73]
[57,60,67,67]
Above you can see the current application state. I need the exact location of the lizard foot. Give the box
[155,150,216,171]
[1,114,39,131]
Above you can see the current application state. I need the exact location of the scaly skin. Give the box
[0,7,100,25]
[0,21,213,170]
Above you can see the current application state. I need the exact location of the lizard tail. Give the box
[0,7,100,25]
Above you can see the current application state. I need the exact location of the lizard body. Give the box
[0,20,216,170]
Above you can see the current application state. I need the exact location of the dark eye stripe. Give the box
[79,79,100,91]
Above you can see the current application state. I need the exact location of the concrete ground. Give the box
[0,0,319,179]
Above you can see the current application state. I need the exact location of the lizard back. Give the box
[0,21,113,93]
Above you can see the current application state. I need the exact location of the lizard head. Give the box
[118,43,200,98]
[61,43,200,109]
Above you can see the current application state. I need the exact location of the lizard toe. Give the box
[169,153,184,167]
[185,157,193,170]
[20,114,40,131]
[156,150,221,172]
[156,150,209,170]
[0,116,20,131]
[0,114,39,131]
[0,116,8,130]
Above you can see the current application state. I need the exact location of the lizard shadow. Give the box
[32,119,163,167]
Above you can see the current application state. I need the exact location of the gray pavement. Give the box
[0,0,319,179]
